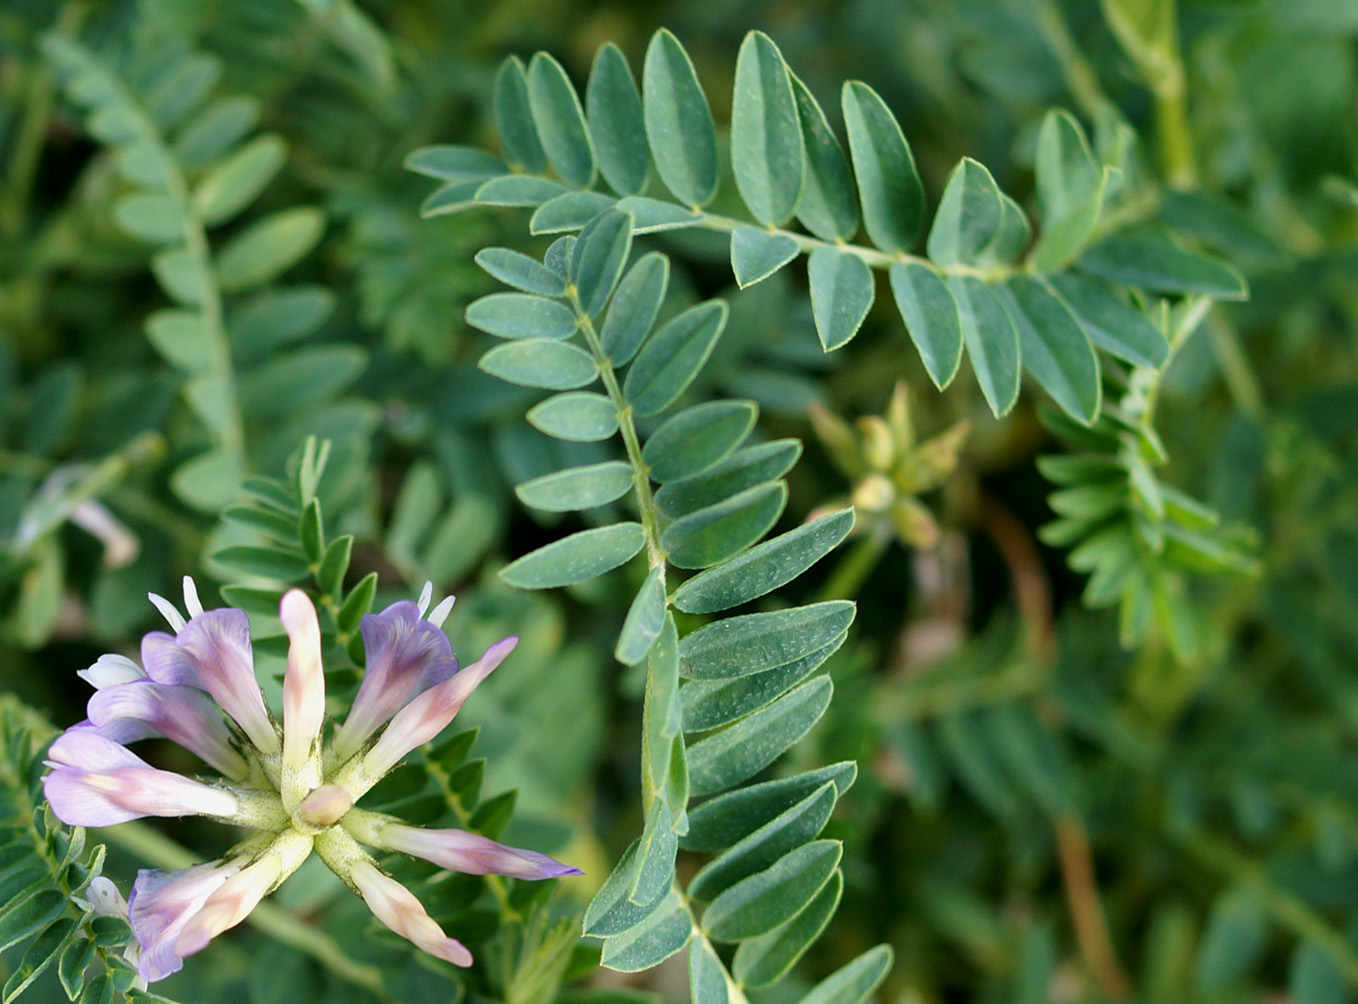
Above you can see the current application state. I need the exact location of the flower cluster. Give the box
[43,579,579,983]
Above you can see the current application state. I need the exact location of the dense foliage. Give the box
[3,1,1358,1002]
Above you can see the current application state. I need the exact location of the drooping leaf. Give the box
[998,277,1100,423]
[493,56,547,173]
[808,246,875,351]
[643,30,719,208]
[790,73,858,241]
[889,263,963,389]
[730,31,803,226]
[527,52,597,189]
[948,275,1020,416]
[501,523,645,588]
[730,227,800,289]
[642,401,758,483]
[841,81,924,252]
[587,43,650,196]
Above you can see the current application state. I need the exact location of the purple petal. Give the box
[362,636,515,777]
[130,860,241,982]
[380,824,581,880]
[71,717,160,746]
[174,609,278,754]
[140,632,201,687]
[350,862,472,967]
[87,681,247,779]
[332,601,458,760]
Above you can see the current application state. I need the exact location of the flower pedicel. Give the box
[43,579,579,983]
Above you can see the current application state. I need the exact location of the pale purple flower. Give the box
[43,581,576,984]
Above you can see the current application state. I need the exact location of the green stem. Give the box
[105,823,392,1001]
[1031,0,1121,124]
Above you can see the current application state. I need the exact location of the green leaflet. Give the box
[1034,109,1100,226]
[841,80,924,252]
[229,285,335,359]
[475,174,568,208]
[643,29,718,208]
[791,73,858,241]
[479,339,597,389]
[808,246,875,351]
[687,677,834,796]
[1195,886,1267,990]
[642,400,758,483]
[998,277,1100,424]
[570,209,633,316]
[585,840,671,937]
[673,507,854,613]
[734,869,843,987]
[1078,230,1248,299]
[1289,941,1345,1004]
[1046,273,1169,368]
[688,782,838,900]
[617,567,667,665]
[939,709,1018,819]
[679,600,855,679]
[527,52,597,189]
[587,43,650,196]
[689,938,732,1004]
[800,945,895,1004]
[514,461,633,512]
[980,194,1032,264]
[529,191,616,234]
[237,347,366,420]
[926,157,1003,266]
[629,798,679,905]
[730,31,803,226]
[660,481,788,569]
[175,95,259,167]
[191,133,286,225]
[643,615,683,800]
[730,226,800,288]
[656,439,802,519]
[601,252,670,366]
[527,391,618,441]
[493,56,547,173]
[889,262,963,389]
[600,891,692,972]
[948,275,1020,417]
[419,178,480,216]
[114,192,184,242]
[681,632,845,732]
[475,247,567,296]
[405,144,507,183]
[145,310,212,373]
[465,293,578,340]
[701,839,842,941]
[623,300,728,416]
[215,207,325,291]
[500,522,645,588]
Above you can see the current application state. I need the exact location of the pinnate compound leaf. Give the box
[514,461,633,512]
[528,392,618,441]
[701,840,841,942]
[808,246,874,351]
[687,677,834,796]
[643,401,758,483]
[800,945,894,1004]
[215,207,325,291]
[734,869,843,987]
[493,57,547,173]
[926,157,1002,266]
[730,227,800,289]
[602,252,670,366]
[623,300,728,416]
[587,43,650,196]
[617,567,667,665]
[731,31,803,226]
[688,782,837,900]
[841,81,924,252]
[661,482,787,569]
[501,523,645,588]
[475,247,567,296]
[674,508,854,613]
[643,30,718,208]
[680,601,856,679]
[1078,231,1248,299]
[1046,273,1169,368]
[192,134,287,226]
[527,52,596,189]
[571,209,633,316]
[791,73,858,241]
[682,763,857,852]
[530,191,617,234]
[948,275,1020,417]
[889,263,962,389]
[601,892,692,972]
[466,293,577,341]
[681,632,845,731]
[999,277,1100,423]
[656,440,801,519]
[479,339,597,389]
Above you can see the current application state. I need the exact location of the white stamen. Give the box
[182,576,204,618]
[416,581,433,617]
[427,595,455,628]
[147,593,186,634]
